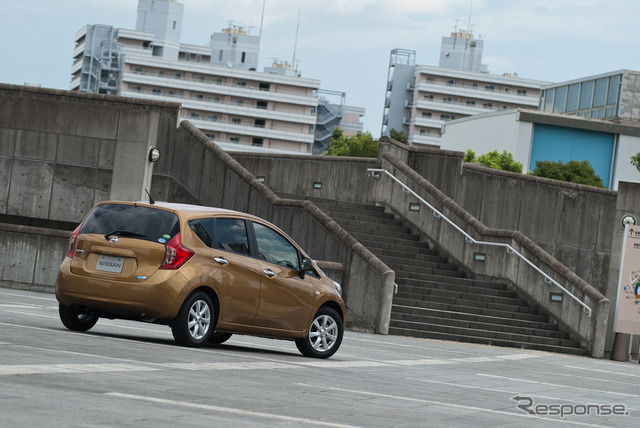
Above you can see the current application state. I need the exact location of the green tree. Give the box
[530,160,605,188]
[389,128,408,144]
[631,152,640,173]
[463,149,523,173]
[325,127,379,157]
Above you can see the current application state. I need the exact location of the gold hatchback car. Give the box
[56,201,346,358]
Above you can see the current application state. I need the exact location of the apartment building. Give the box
[70,0,363,155]
[383,32,548,147]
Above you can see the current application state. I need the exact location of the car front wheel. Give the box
[59,304,99,332]
[171,291,213,347]
[295,307,343,359]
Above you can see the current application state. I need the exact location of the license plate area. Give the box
[96,255,125,273]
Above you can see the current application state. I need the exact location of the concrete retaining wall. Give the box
[0,84,181,224]
[232,153,378,204]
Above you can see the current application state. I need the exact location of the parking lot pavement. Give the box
[1,287,639,427]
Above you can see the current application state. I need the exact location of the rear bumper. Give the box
[56,258,188,320]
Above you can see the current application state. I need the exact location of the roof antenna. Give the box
[145,189,155,205]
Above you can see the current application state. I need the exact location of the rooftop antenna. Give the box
[467,0,473,34]
[259,0,265,38]
[292,9,301,72]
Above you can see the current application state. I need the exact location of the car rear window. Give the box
[80,204,180,244]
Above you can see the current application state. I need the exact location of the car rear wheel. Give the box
[208,332,232,344]
[295,307,343,359]
[59,304,99,332]
[171,291,213,347]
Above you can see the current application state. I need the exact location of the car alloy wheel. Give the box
[295,307,343,358]
[172,291,213,346]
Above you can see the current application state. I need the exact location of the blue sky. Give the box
[2,0,640,134]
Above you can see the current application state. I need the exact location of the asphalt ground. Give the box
[1,287,639,427]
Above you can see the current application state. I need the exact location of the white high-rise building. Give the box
[70,0,364,155]
[382,32,548,147]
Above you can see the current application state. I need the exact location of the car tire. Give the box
[59,304,99,332]
[295,307,343,359]
[208,332,232,345]
[171,291,214,347]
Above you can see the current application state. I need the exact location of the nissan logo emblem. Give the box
[110,236,119,244]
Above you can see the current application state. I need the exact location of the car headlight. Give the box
[332,280,342,296]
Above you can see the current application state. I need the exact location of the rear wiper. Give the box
[104,230,147,240]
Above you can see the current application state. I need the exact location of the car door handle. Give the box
[214,257,228,265]
[263,269,276,278]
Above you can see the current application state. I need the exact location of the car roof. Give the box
[97,201,255,220]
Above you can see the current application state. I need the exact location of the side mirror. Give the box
[299,257,312,279]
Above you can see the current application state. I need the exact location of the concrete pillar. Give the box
[109,112,159,201]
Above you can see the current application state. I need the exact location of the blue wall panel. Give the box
[530,124,614,188]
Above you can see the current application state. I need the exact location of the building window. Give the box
[517,89,527,96]
[252,138,264,147]
[241,52,246,63]
[232,118,242,124]
[442,97,457,104]
[468,83,478,89]
[466,100,476,106]
[154,70,165,77]
[129,85,142,93]
[426,77,436,84]
[173,21,177,30]
[420,129,430,135]
[133,67,144,74]
[423,94,434,101]
[170,72,181,79]
[218,50,223,61]
[206,133,216,140]
[208,95,221,103]
[440,114,455,121]
[193,94,203,101]
[230,137,240,143]
[236,81,246,88]
[422,112,432,118]
[168,90,180,97]
[254,119,265,128]
[484,85,494,91]
[259,83,270,91]
[152,88,162,95]
[235,99,244,106]
[208,115,218,122]
[446,79,458,87]
[190,113,201,119]
[483,102,493,109]
[504,88,510,93]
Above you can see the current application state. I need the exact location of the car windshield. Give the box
[80,204,180,244]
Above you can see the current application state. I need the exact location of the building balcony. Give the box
[184,117,315,145]
[413,82,540,106]
[121,71,318,107]
[408,133,442,146]
[412,99,511,116]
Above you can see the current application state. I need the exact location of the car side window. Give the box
[253,222,300,270]
[216,218,250,255]
[188,218,213,247]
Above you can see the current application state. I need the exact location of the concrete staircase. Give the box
[282,194,587,356]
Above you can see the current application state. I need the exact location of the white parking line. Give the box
[477,373,640,398]
[0,363,160,376]
[106,392,362,428]
[295,383,610,427]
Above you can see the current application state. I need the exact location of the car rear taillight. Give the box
[66,224,82,258]
[160,233,194,270]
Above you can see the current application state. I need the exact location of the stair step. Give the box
[397,280,515,298]
[392,297,545,320]
[387,327,587,355]
[391,309,563,337]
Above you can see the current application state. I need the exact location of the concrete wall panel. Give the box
[0,128,16,156]
[55,135,102,167]
[15,130,58,161]
[7,160,53,218]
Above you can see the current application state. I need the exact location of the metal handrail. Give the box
[368,168,592,317]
